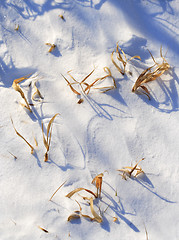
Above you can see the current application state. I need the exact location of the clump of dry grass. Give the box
[111,42,141,75]
[11,118,34,154]
[45,43,56,52]
[62,67,116,103]
[41,113,59,162]
[12,74,32,112]
[117,158,144,180]
[132,47,170,99]
[67,198,102,223]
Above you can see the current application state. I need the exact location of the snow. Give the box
[0,0,179,239]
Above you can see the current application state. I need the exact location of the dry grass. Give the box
[45,43,56,52]
[117,158,144,180]
[49,180,67,201]
[59,14,65,20]
[67,198,102,223]
[32,81,44,101]
[41,113,59,162]
[132,47,170,99]
[14,24,19,31]
[38,226,48,233]
[11,118,34,154]
[91,173,103,198]
[111,42,141,75]
[66,187,97,198]
[12,74,32,112]
[62,67,116,103]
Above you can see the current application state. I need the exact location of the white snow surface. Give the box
[0,0,179,239]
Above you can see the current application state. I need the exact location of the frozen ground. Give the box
[0,0,179,239]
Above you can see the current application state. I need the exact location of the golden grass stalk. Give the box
[61,74,81,96]
[34,137,38,147]
[66,187,97,198]
[117,158,144,180]
[11,118,34,154]
[49,180,67,201]
[91,173,103,198]
[45,43,56,52]
[41,113,59,162]
[144,224,149,240]
[12,74,32,112]
[111,42,141,75]
[89,198,102,223]
[62,69,95,96]
[38,226,48,233]
[8,151,17,160]
[132,46,170,99]
[59,14,65,20]
[14,24,19,31]
[32,81,44,101]
[84,67,116,93]
[68,199,102,223]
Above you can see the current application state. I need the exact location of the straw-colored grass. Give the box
[41,113,59,162]
[132,47,170,99]
[91,173,103,198]
[111,42,141,75]
[117,158,144,180]
[62,67,116,103]
[12,74,32,112]
[11,118,34,154]
[45,43,56,52]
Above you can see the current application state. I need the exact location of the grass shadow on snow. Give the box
[136,67,179,113]
[2,0,73,20]
[84,95,118,120]
[132,173,176,203]
[112,0,179,56]
[100,190,140,233]
[121,35,151,63]
[2,0,108,20]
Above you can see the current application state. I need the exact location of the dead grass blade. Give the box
[14,24,19,31]
[66,187,97,198]
[91,173,103,198]
[45,43,56,52]
[49,180,67,201]
[117,158,144,180]
[11,118,34,154]
[34,137,38,147]
[85,67,116,94]
[38,226,48,233]
[41,113,59,162]
[12,74,32,112]
[144,224,149,240]
[8,151,17,160]
[67,213,81,222]
[132,46,170,99]
[59,14,65,20]
[32,81,44,101]
[111,42,141,75]
[61,74,81,95]
[89,198,102,223]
